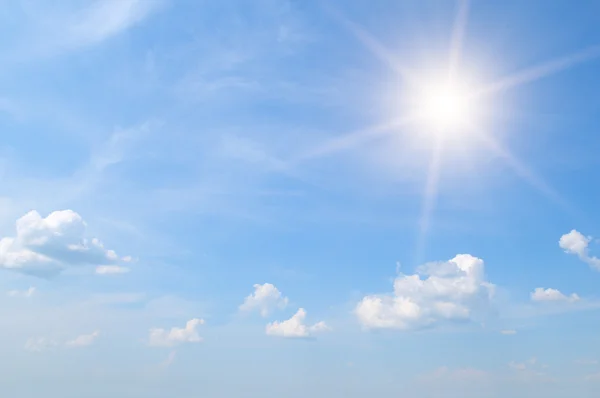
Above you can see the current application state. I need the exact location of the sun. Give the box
[411,76,478,136]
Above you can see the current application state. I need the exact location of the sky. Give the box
[1,0,600,397]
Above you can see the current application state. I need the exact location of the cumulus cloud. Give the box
[0,210,128,277]
[65,331,100,347]
[149,318,204,347]
[95,265,130,275]
[531,288,580,303]
[559,230,600,270]
[355,254,495,330]
[240,283,289,317]
[7,286,35,298]
[266,308,330,338]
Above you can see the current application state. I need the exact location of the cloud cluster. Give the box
[530,288,580,303]
[0,210,127,277]
[148,318,204,347]
[355,254,495,330]
[559,229,600,270]
[240,283,329,338]
[239,283,289,317]
[266,308,330,338]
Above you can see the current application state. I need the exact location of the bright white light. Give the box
[412,78,477,134]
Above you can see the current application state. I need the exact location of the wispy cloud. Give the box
[7,287,36,298]
[9,0,164,61]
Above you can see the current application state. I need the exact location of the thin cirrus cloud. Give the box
[0,209,129,277]
[266,308,330,339]
[239,283,289,317]
[148,318,205,347]
[355,254,495,330]
[530,288,580,303]
[559,229,600,270]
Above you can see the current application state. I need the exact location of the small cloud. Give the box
[531,288,580,303]
[559,230,600,270]
[95,265,130,275]
[7,286,35,298]
[65,331,100,347]
[500,329,517,335]
[417,366,490,383]
[584,371,600,381]
[148,318,204,347]
[239,283,288,317]
[266,308,330,339]
[575,359,599,366]
[25,337,58,352]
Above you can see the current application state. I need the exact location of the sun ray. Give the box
[413,0,471,261]
[472,129,573,212]
[296,116,415,161]
[448,0,470,79]
[415,135,445,262]
[472,45,600,98]
[321,3,416,83]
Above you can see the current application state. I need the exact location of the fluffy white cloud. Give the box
[95,265,130,275]
[559,230,600,270]
[355,254,495,330]
[239,283,289,317]
[24,337,58,352]
[266,308,330,338]
[0,210,128,277]
[149,318,204,347]
[7,286,35,298]
[531,288,580,303]
[65,331,100,347]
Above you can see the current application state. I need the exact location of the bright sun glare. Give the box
[413,78,475,134]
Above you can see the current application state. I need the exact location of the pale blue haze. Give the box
[1,1,600,397]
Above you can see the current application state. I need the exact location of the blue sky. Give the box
[1,0,600,397]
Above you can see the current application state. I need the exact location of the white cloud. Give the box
[531,288,580,303]
[500,329,517,335]
[7,286,35,298]
[25,337,58,352]
[148,318,204,347]
[240,283,289,317]
[559,229,600,270]
[65,331,100,347]
[355,254,495,330]
[265,308,330,338]
[0,210,128,277]
[95,265,130,275]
